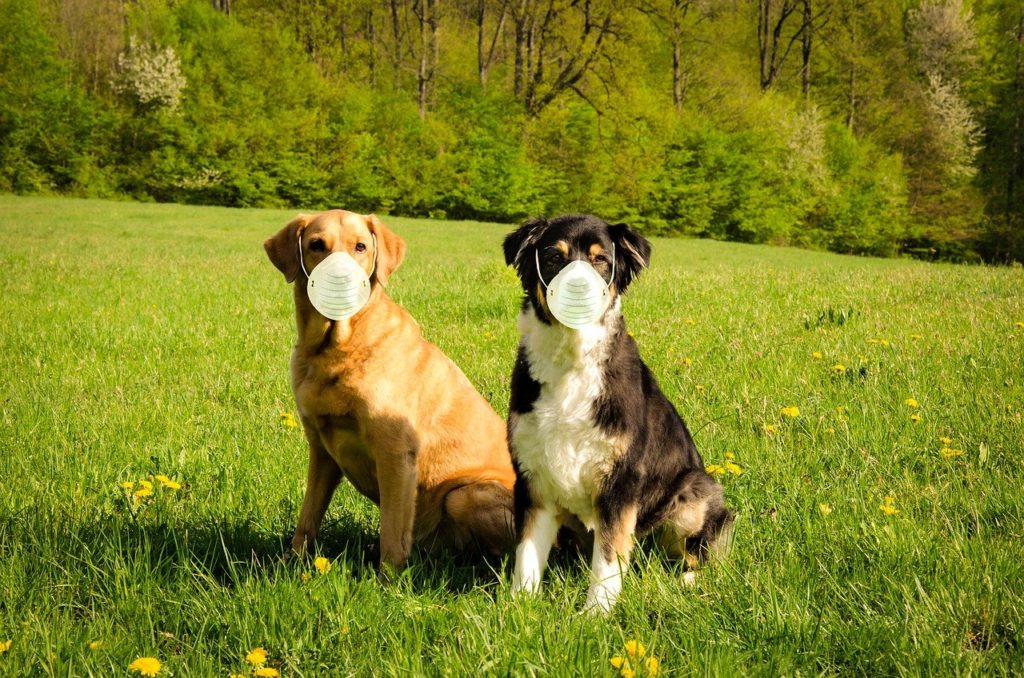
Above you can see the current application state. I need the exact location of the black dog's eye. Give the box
[593,254,609,265]
[355,242,367,253]
[309,239,326,252]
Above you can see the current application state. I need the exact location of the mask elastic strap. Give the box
[297,233,378,280]
[297,231,310,279]
[535,242,615,290]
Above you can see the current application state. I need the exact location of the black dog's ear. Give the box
[609,222,652,293]
[503,217,549,269]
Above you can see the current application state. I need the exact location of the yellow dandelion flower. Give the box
[825,427,835,434]
[121,481,135,490]
[879,339,890,347]
[1015,321,1024,329]
[314,557,332,575]
[909,333,923,340]
[819,503,832,516]
[867,338,880,345]
[724,451,735,461]
[910,414,922,423]
[229,674,246,678]
[832,363,846,374]
[781,406,800,418]
[812,351,823,360]
[88,640,103,650]
[940,447,964,458]
[695,384,704,393]
[133,487,153,499]
[724,462,743,476]
[685,318,696,325]
[645,656,661,675]
[154,474,171,483]
[764,424,778,434]
[245,647,268,667]
[904,398,919,408]
[620,668,635,678]
[253,669,280,678]
[128,656,161,676]
[682,357,693,366]
[624,640,645,658]
[938,436,952,445]
[279,412,298,429]
[160,480,182,490]
[705,464,725,476]
[610,656,626,669]
[138,480,153,490]
[0,639,11,654]
[300,571,311,583]
[880,495,899,515]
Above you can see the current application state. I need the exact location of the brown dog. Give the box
[264,210,515,573]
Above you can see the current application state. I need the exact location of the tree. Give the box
[475,0,507,88]
[509,0,624,117]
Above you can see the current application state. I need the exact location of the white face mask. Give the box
[535,244,615,329]
[298,234,377,320]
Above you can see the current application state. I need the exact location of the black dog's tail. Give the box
[656,470,736,568]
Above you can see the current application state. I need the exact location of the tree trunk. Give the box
[367,7,377,88]
[801,0,812,99]
[418,0,428,117]
[846,60,855,131]
[671,1,683,111]
[477,0,487,87]
[1009,9,1023,219]
[211,0,230,15]
[513,4,527,98]
[477,0,507,89]
[415,0,438,117]
[390,0,403,88]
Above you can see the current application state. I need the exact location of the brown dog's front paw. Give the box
[376,559,406,585]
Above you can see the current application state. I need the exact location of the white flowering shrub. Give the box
[115,37,186,111]
[925,72,981,179]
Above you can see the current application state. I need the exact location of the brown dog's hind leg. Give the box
[441,481,515,557]
[291,438,344,556]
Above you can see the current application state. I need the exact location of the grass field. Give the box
[1,195,1022,677]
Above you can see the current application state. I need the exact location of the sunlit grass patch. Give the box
[1,195,1022,675]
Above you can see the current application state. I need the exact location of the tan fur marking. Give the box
[555,240,570,256]
[601,505,639,562]
[656,494,711,561]
[588,243,606,258]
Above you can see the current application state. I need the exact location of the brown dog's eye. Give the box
[355,242,367,253]
[309,239,325,252]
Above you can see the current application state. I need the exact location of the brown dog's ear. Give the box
[367,215,406,287]
[264,214,311,283]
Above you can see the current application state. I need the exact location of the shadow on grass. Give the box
[1,502,550,595]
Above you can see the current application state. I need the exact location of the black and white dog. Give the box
[503,214,734,613]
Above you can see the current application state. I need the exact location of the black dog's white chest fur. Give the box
[510,302,623,529]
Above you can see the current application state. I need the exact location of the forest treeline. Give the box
[1,0,1022,261]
